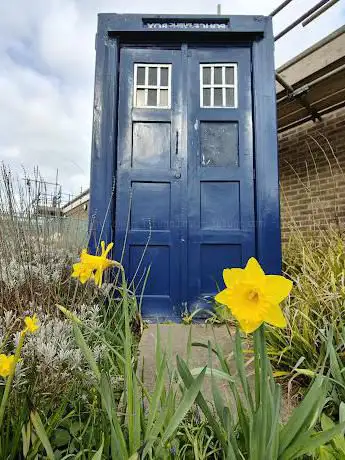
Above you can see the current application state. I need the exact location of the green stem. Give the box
[0,331,27,429]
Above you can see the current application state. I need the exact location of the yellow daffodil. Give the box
[72,241,120,288]
[71,249,95,283]
[0,354,15,378]
[215,257,293,334]
[24,314,39,333]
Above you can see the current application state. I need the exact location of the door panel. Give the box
[115,48,184,319]
[115,45,256,319]
[187,47,256,309]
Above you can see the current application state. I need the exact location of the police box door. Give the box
[187,47,255,310]
[115,45,255,319]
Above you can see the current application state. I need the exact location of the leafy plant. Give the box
[266,226,345,377]
[61,269,211,459]
[311,403,345,459]
[181,325,345,460]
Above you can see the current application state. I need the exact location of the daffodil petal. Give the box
[245,257,265,283]
[264,303,287,328]
[238,318,263,334]
[94,269,103,288]
[215,288,232,306]
[103,242,114,257]
[264,275,293,303]
[223,268,245,287]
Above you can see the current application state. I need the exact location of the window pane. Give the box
[137,67,146,85]
[200,122,239,167]
[132,123,171,169]
[214,67,222,85]
[203,88,211,106]
[160,67,169,86]
[160,89,168,107]
[147,89,157,106]
[214,88,223,106]
[203,67,211,85]
[225,67,234,85]
[226,88,235,107]
[136,89,146,107]
[148,67,157,85]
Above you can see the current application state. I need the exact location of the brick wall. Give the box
[278,106,345,239]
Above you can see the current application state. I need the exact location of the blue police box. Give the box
[89,13,281,320]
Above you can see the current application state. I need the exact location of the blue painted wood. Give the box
[88,14,281,320]
[187,47,256,310]
[252,18,282,274]
[97,14,268,35]
[114,48,184,320]
[88,34,118,253]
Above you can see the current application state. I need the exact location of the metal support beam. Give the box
[274,0,332,41]
[302,0,339,26]
[270,0,294,17]
[277,61,345,103]
[275,72,322,121]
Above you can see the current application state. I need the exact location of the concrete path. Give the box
[138,323,293,421]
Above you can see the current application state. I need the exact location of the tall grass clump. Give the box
[266,133,345,401]
[0,164,141,457]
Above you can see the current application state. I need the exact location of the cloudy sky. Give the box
[1,0,344,200]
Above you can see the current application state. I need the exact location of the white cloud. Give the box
[0,0,344,197]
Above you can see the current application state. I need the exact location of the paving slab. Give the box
[138,323,293,421]
[138,324,244,404]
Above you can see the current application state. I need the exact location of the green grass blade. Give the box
[29,410,55,460]
[281,422,345,460]
[235,328,254,412]
[176,355,226,448]
[145,353,167,438]
[161,363,206,444]
[190,367,234,383]
[279,375,326,454]
[223,407,242,460]
[91,434,104,460]
[100,373,128,460]
[72,324,101,381]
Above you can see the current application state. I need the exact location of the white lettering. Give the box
[145,22,228,30]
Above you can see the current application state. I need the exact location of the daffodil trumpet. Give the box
[215,257,292,334]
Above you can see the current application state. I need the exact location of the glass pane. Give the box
[132,122,171,169]
[203,88,211,107]
[200,122,238,167]
[214,67,222,85]
[226,88,235,107]
[214,88,223,106]
[136,89,146,107]
[225,67,234,85]
[147,89,157,106]
[203,67,211,85]
[148,67,157,85]
[160,67,169,86]
[137,67,146,85]
[160,89,169,107]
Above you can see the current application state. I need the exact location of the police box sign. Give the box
[145,21,229,30]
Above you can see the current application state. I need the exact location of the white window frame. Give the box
[200,63,238,108]
[134,64,172,109]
